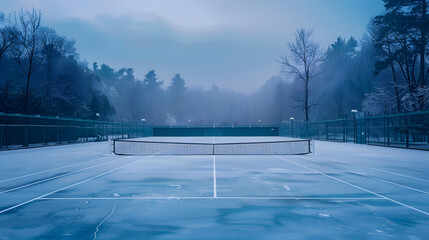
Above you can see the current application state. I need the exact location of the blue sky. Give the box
[0,0,385,93]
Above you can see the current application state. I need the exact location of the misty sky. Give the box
[0,0,385,93]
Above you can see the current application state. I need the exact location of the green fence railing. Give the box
[279,111,429,150]
[0,113,152,149]
[153,125,279,136]
[2,111,427,151]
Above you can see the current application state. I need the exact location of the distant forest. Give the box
[0,1,428,124]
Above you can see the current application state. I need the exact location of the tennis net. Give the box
[112,139,313,155]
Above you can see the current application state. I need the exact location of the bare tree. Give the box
[39,27,76,97]
[0,12,14,62]
[10,8,43,112]
[280,28,324,121]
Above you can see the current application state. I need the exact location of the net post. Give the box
[311,140,315,155]
[107,139,111,155]
[111,139,115,155]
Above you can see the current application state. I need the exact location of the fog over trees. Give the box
[0,1,428,124]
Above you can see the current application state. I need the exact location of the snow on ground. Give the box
[0,138,428,239]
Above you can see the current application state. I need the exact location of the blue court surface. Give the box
[0,137,428,239]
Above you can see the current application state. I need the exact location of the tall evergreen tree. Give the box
[374,0,428,110]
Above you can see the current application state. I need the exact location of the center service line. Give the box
[213,155,217,198]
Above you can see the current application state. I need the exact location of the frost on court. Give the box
[0,138,428,239]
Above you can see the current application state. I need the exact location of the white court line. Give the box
[275,156,429,217]
[294,155,429,196]
[0,154,155,214]
[110,171,319,174]
[213,155,217,198]
[312,155,429,183]
[0,155,110,183]
[39,196,384,200]
[0,156,132,195]
[112,172,213,174]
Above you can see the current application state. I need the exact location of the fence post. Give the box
[353,115,357,144]
[0,125,3,149]
[43,115,47,145]
[342,117,346,142]
[405,116,409,148]
[325,122,328,140]
[5,113,8,148]
[57,125,60,144]
[367,112,370,144]
[387,117,390,146]
[24,115,29,147]
[364,112,367,144]
[70,118,73,143]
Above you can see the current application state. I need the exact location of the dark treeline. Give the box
[0,1,428,125]
[281,0,428,121]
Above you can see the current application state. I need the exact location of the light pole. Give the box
[351,109,358,144]
[95,113,101,141]
[258,119,261,128]
[141,118,146,137]
[188,120,191,128]
[290,117,294,137]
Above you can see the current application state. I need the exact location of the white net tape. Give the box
[113,140,311,155]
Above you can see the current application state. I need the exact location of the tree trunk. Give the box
[387,42,402,113]
[24,73,31,113]
[418,0,427,109]
[390,63,402,113]
[305,79,309,121]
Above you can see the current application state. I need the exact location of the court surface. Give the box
[0,137,428,239]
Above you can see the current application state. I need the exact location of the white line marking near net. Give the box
[275,155,429,216]
[312,155,429,183]
[213,155,217,198]
[294,155,429,195]
[0,155,110,183]
[38,197,384,200]
[110,171,320,175]
[111,171,213,174]
[0,155,155,214]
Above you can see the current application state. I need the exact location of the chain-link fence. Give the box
[0,113,152,149]
[280,111,429,150]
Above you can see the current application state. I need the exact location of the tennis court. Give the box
[0,137,428,239]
